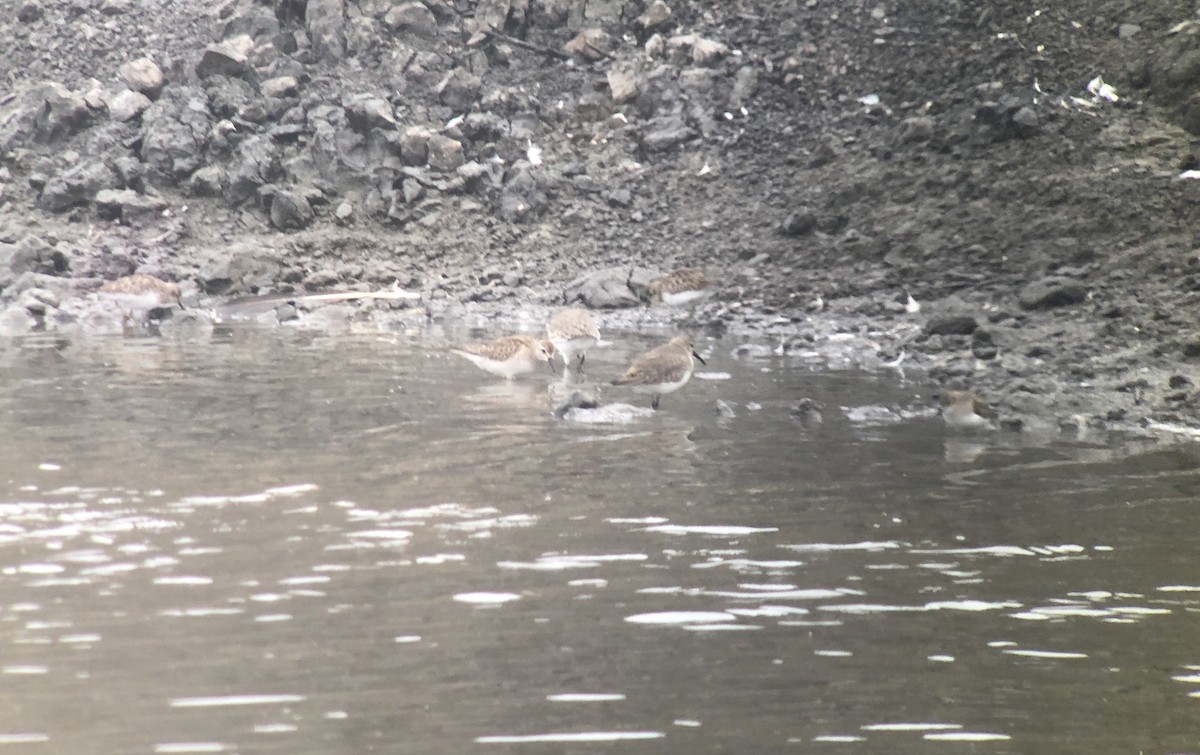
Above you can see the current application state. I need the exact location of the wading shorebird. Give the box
[936,391,996,430]
[450,335,557,380]
[97,274,183,321]
[611,334,706,410]
[646,268,719,307]
[546,307,601,375]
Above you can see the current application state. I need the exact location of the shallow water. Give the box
[1,325,1198,753]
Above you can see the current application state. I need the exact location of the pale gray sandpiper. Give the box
[611,334,706,410]
[546,307,600,374]
[450,335,557,380]
[937,391,996,429]
[97,274,183,320]
[646,268,719,307]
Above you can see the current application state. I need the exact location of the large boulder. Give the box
[1018,277,1087,310]
[307,0,347,62]
[119,58,165,99]
[227,135,281,204]
[39,161,117,212]
[563,266,653,309]
[0,82,95,151]
[196,35,256,80]
[139,87,213,181]
[0,236,69,291]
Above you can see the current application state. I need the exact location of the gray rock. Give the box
[3,271,89,303]
[714,399,737,418]
[401,176,425,203]
[1011,106,1039,133]
[668,34,728,64]
[158,308,216,339]
[19,287,60,315]
[400,125,432,165]
[32,82,94,145]
[553,389,600,419]
[108,89,153,122]
[344,93,396,132]
[0,237,69,290]
[563,29,612,62]
[227,135,281,203]
[426,133,464,171]
[99,0,130,15]
[189,165,226,197]
[971,341,999,360]
[383,2,438,37]
[196,35,255,80]
[607,64,639,103]
[461,112,509,141]
[641,113,693,151]
[925,314,978,336]
[1117,23,1140,39]
[899,115,936,142]
[223,8,281,42]
[790,398,824,426]
[563,266,645,309]
[112,156,144,192]
[39,161,117,212]
[499,164,545,221]
[437,69,482,111]
[94,188,168,223]
[0,305,37,336]
[199,243,283,296]
[139,87,213,180]
[119,58,164,99]
[780,207,816,236]
[269,189,315,230]
[17,1,43,22]
[205,75,258,121]
[636,0,672,31]
[1018,277,1087,310]
[261,76,300,98]
[467,0,515,40]
[728,65,758,110]
[307,0,347,62]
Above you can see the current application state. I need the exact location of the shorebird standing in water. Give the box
[546,308,600,376]
[611,334,706,410]
[937,391,996,430]
[97,274,183,322]
[646,268,719,307]
[451,335,557,380]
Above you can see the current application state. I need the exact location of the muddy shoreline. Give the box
[4,1,1200,443]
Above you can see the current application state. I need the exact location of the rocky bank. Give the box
[4,0,1200,438]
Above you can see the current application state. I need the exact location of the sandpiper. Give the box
[97,274,183,320]
[611,334,706,410]
[937,391,996,429]
[546,308,601,374]
[646,268,719,307]
[451,335,556,380]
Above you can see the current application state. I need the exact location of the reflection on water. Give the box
[1,326,1200,753]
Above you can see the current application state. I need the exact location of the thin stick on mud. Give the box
[482,30,574,61]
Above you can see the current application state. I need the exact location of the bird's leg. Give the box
[651,395,661,410]
[577,353,586,374]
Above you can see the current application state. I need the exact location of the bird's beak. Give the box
[692,350,707,365]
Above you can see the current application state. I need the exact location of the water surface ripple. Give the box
[0,328,1197,752]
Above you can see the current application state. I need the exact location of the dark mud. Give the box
[3,0,1200,440]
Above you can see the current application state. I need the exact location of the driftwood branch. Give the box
[481,30,572,61]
